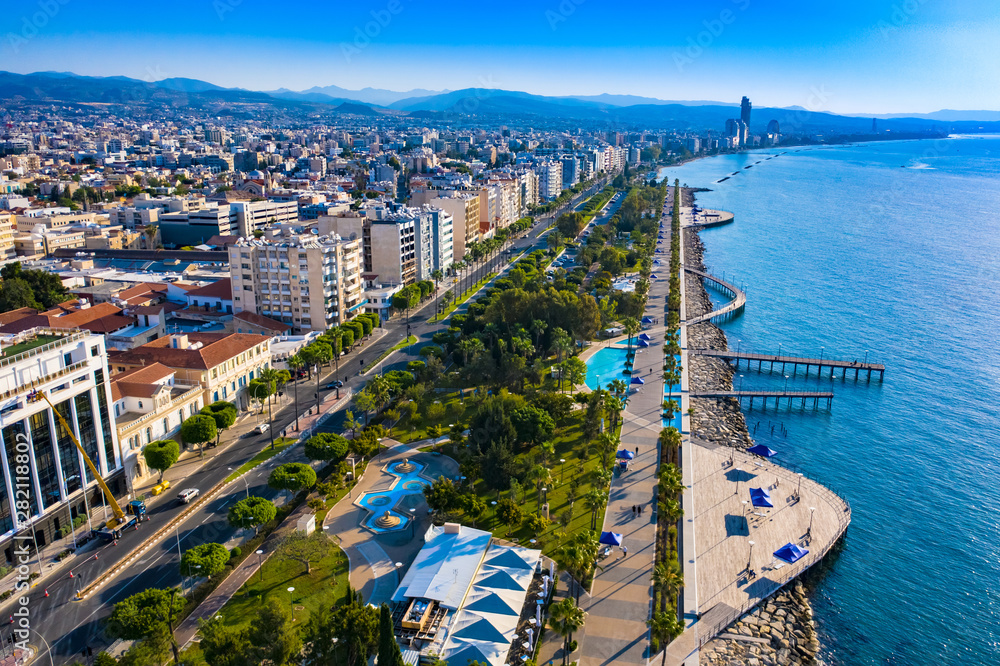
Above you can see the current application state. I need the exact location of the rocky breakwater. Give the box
[685,230,751,449]
[700,580,822,666]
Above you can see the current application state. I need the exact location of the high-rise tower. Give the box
[741,96,752,126]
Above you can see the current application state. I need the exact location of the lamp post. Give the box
[229,468,250,499]
[409,507,417,539]
[746,540,755,572]
[559,458,566,484]
[737,338,742,358]
[784,375,790,393]
[819,346,824,365]
[287,587,295,617]
[808,507,816,538]
[864,350,869,365]
[738,374,744,393]
[796,472,804,499]
[256,549,265,583]
[491,500,497,529]
[777,342,782,358]
[735,468,743,497]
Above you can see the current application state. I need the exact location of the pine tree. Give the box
[377,604,405,666]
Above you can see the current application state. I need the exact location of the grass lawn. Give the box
[1,335,61,358]
[464,410,607,557]
[224,437,295,483]
[392,390,468,445]
[178,541,349,665]
[431,273,497,322]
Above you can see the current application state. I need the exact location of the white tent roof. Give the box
[392,524,493,610]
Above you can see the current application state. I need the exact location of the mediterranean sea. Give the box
[659,136,1000,665]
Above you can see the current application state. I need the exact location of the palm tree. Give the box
[659,463,684,498]
[431,268,444,317]
[647,611,685,665]
[457,337,485,366]
[530,319,547,354]
[660,498,683,525]
[527,464,552,513]
[257,367,281,449]
[652,560,683,599]
[584,488,607,531]
[548,597,587,665]
[622,316,640,354]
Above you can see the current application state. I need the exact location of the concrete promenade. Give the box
[575,210,674,665]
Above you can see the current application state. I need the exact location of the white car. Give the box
[177,488,200,504]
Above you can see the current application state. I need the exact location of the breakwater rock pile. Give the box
[700,580,822,666]
[685,231,752,449]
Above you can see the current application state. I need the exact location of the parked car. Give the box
[177,488,199,504]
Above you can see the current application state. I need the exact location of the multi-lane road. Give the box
[31,176,614,664]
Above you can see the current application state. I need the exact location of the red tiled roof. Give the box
[0,301,128,335]
[111,332,269,370]
[186,278,232,301]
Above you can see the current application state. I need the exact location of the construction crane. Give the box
[27,390,146,541]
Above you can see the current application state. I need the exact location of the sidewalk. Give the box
[576,233,671,665]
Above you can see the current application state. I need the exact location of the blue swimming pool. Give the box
[356,460,431,533]
[584,346,632,390]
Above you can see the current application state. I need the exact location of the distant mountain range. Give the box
[3,71,999,133]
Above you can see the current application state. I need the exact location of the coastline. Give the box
[681,188,823,666]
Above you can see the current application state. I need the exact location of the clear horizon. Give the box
[2,0,999,115]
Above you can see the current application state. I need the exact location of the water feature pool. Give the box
[584,346,632,390]
[356,459,431,533]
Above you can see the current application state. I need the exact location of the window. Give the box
[145,427,152,443]
[90,345,99,357]
[138,400,143,409]
[213,391,219,401]
[63,352,73,367]
[162,418,168,434]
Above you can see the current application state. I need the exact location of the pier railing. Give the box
[694,452,852,648]
[683,266,746,325]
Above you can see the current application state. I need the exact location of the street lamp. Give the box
[409,507,417,538]
[256,549,265,583]
[229,468,250,499]
[738,374,744,393]
[491,500,497,529]
[746,540,755,572]
[734,468,743,497]
[808,507,816,538]
[864,350,869,365]
[559,458,566,484]
[777,342,782,358]
[287,587,295,617]
[796,472,804,499]
[784,375,790,393]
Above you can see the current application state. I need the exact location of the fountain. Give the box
[396,458,415,473]
[374,510,401,529]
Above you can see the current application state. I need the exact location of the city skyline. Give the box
[1,0,999,114]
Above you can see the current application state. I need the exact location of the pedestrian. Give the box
[631,505,636,517]
[635,446,639,456]
[621,545,628,558]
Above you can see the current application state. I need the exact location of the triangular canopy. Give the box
[638,333,652,341]
[774,543,809,563]
[616,449,635,460]
[445,644,495,665]
[650,273,658,278]
[465,592,519,616]
[452,617,509,643]
[476,570,525,591]
[599,531,623,546]
[630,376,645,385]
[748,487,773,508]
[747,444,777,458]
[485,549,534,571]
[637,339,650,348]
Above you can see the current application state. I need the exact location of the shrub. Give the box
[230,547,241,560]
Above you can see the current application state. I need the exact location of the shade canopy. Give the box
[748,487,773,508]
[641,316,654,324]
[774,543,809,564]
[747,444,777,458]
[650,273,658,278]
[599,531,623,546]
[616,449,635,460]
[638,333,652,341]
[637,339,650,348]
[630,376,645,385]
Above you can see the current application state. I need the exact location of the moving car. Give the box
[177,488,199,504]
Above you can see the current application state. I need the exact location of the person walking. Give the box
[621,545,628,558]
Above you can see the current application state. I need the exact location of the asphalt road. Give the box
[33,175,613,664]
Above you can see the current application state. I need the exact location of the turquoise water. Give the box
[660,137,1000,665]
[357,460,430,532]
[585,346,631,390]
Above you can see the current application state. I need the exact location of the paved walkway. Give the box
[577,220,673,665]
[321,442,458,605]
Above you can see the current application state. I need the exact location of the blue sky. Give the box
[1,0,998,113]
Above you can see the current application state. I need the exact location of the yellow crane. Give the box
[27,390,146,537]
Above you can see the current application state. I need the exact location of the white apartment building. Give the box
[0,328,124,562]
[231,200,299,237]
[416,207,454,280]
[537,161,563,202]
[425,193,479,261]
[229,233,364,333]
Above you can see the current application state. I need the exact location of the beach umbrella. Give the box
[599,531,623,546]
[747,444,777,458]
[748,487,773,508]
[774,543,809,564]
[630,376,645,385]
[637,339,650,348]
[616,449,635,460]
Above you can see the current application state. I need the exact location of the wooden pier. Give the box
[684,267,746,325]
[690,349,885,381]
[690,390,834,410]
